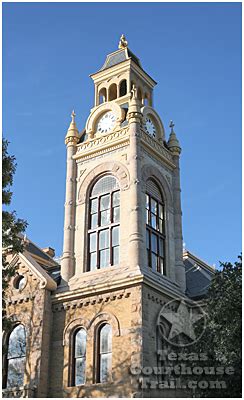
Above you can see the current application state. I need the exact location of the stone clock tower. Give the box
[52,35,186,397]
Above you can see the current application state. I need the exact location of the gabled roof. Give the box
[183,250,215,300]
[10,251,57,291]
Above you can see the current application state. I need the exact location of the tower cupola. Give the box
[90,35,156,108]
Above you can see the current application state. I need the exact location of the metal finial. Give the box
[119,34,128,49]
[169,120,175,132]
[71,110,76,123]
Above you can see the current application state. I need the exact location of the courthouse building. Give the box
[3,36,214,398]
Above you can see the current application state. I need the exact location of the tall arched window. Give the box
[6,325,26,388]
[119,80,127,97]
[145,179,165,274]
[72,328,87,386]
[99,88,107,104]
[97,324,112,383]
[88,175,120,271]
[108,84,117,101]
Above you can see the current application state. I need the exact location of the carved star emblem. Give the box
[162,300,204,342]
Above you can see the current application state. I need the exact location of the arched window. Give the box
[6,325,26,388]
[88,175,120,271]
[108,84,117,101]
[145,179,165,274]
[144,93,149,106]
[97,324,112,383]
[119,80,127,97]
[99,88,107,104]
[72,328,87,386]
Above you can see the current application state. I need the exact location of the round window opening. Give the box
[14,275,26,291]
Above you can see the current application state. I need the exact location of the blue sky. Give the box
[3,2,241,267]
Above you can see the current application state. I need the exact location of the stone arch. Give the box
[88,311,121,337]
[141,164,173,209]
[141,105,165,142]
[85,101,125,137]
[78,161,130,204]
[63,317,90,346]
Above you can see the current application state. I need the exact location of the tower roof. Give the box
[100,47,142,71]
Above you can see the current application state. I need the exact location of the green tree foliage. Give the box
[188,257,242,397]
[2,138,28,330]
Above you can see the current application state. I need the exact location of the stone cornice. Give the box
[74,127,129,161]
[51,270,186,309]
[52,290,132,313]
[140,128,176,169]
[6,293,35,306]
[52,274,143,305]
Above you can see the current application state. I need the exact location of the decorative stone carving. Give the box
[85,101,125,137]
[141,105,166,142]
[78,161,130,204]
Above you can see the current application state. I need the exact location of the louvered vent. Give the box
[92,176,119,196]
[146,179,162,200]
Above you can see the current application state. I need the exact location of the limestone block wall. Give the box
[48,285,143,398]
[3,264,53,398]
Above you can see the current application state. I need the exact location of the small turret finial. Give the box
[169,120,175,132]
[119,34,128,49]
[131,84,138,100]
[71,110,76,123]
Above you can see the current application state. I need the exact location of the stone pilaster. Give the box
[168,122,186,292]
[61,111,79,283]
[127,87,144,270]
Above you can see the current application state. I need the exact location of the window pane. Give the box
[112,191,120,207]
[159,238,164,257]
[100,325,112,352]
[151,233,158,254]
[99,230,109,250]
[112,227,119,246]
[159,218,163,234]
[146,209,149,224]
[8,325,26,359]
[91,213,98,229]
[146,194,150,210]
[90,252,97,271]
[159,258,164,274]
[100,194,110,211]
[75,358,86,386]
[151,199,157,214]
[89,233,97,252]
[147,249,151,268]
[100,353,112,383]
[91,198,98,214]
[146,230,150,249]
[7,358,25,388]
[100,210,110,226]
[113,247,119,265]
[100,249,110,268]
[75,329,87,357]
[151,213,156,230]
[151,253,157,271]
[159,204,163,219]
[113,206,120,223]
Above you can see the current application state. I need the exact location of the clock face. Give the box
[144,117,156,138]
[96,111,116,134]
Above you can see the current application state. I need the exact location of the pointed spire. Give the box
[71,109,76,123]
[128,84,142,120]
[65,109,79,145]
[167,120,181,155]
